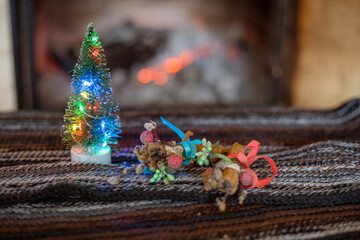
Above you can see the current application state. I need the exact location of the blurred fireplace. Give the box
[11,0,298,110]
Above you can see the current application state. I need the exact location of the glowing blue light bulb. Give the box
[83,81,91,86]
[102,142,107,147]
[101,121,105,128]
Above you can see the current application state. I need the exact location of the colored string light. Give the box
[71,122,82,131]
[91,36,99,43]
[91,49,100,57]
[81,92,89,99]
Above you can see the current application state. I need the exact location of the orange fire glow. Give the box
[137,69,152,84]
[137,48,200,86]
[164,58,183,74]
[153,72,168,86]
[196,45,212,58]
[179,50,195,66]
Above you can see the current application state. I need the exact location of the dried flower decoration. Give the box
[144,120,156,131]
[132,117,277,211]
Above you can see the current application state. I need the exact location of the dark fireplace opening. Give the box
[11,0,297,110]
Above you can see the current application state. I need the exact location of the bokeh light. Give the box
[153,72,168,86]
[225,45,240,60]
[179,50,195,66]
[164,58,182,74]
[137,69,152,84]
[196,45,212,58]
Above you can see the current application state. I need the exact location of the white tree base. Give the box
[71,145,112,164]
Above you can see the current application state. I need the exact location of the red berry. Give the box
[167,154,183,170]
[140,131,154,144]
[240,171,254,187]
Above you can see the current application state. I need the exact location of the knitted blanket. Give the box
[0,100,359,239]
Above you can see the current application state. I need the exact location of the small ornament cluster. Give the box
[133,120,183,184]
[133,117,277,211]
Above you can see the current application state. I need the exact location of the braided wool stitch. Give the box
[0,99,359,239]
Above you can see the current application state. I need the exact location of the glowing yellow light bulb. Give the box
[80,92,89,99]
[72,123,82,131]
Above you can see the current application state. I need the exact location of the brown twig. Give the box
[152,129,162,143]
[181,131,194,142]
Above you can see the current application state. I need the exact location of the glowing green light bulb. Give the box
[91,36,99,43]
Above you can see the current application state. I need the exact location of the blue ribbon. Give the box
[160,116,187,142]
[160,116,202,161]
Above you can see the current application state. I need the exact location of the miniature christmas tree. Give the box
[62,23,121,163]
